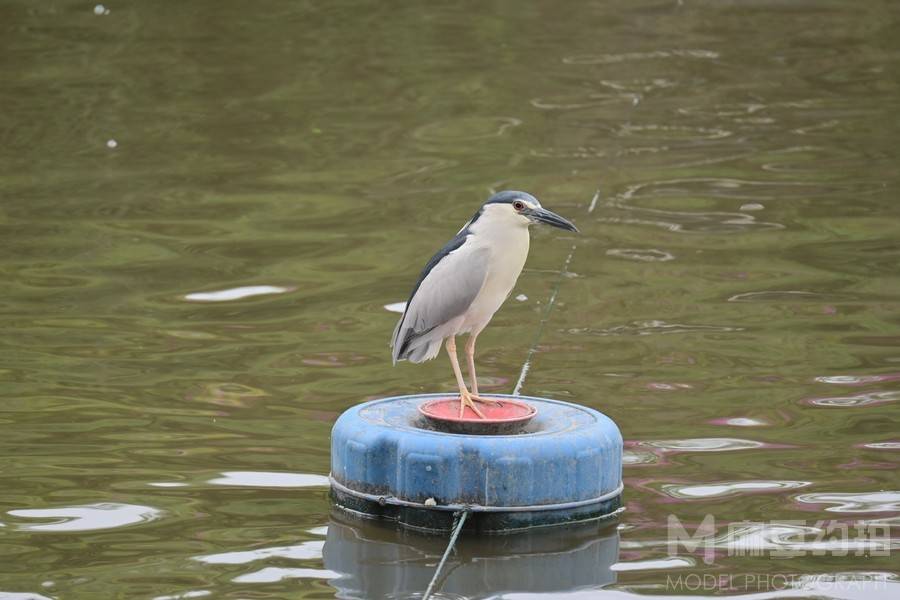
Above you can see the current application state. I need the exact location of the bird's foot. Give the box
[470,394,503,407]
[457,392,504,418]
[458,390,487,419]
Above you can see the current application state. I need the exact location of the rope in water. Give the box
[421,509,469,600]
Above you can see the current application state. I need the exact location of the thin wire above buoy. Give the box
[512,187,601,397]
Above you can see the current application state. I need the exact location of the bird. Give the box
[390,190,578,418]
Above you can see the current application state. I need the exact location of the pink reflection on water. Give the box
[646,382,693,391]
[708,416,769,427]
[626,477,682,505]
[301,352,369,368]
[630,478,811,504]
[814,373,900,385]
[634,437,794,453]
[623,440,671,468]
[794,491,900,513]
[804,390,900,408]
[837,458,896,470]
[857,441,900,450]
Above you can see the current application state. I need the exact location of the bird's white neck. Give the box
[466,203,530,287]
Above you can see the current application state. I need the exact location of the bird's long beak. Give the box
[529,206,579,232]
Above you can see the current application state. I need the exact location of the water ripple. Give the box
[530,146,609,159]
[384,301,407,314]
[413,117,521,142]
[603,178,788,233]
[207,471,329,488]
[661,480,811,500]
[580,320,743,337]
[232,567,340,583]
[151,592,211,600]
[196,541,325,564]
[611,557,694,572]
[793,238,900,276]
[815,374,900,385]
[8,503,163,532]
[623,450,661,466]
[861,442,900,450]
[562,49,720,65]
[191,383,269,407]
[183,285,294,302]
[796,491,900,513]
[606,248,674,262]
[728,290,841,303]
[806,390,900,408]
[710,417,769,427]
[530,92,627,110]
[615,123,732,141]
[637,438,767,453]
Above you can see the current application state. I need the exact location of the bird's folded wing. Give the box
[391,239,489,358]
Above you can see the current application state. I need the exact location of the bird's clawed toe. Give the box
[457,391,504,418]
[470,394,503,407]
[458,391,487,419]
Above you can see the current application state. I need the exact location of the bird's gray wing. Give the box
[391,237,489,363]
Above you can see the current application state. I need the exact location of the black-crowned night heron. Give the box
[390,190,578,418]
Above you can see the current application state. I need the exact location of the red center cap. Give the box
[418,397,537,434]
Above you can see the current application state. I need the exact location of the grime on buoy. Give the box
[330,393,623,533]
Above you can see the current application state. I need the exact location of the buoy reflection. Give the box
[324,513,619,599]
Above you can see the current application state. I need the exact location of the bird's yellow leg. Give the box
[464,333,502,406]
[465,333,480,395]
[446,337,485,419]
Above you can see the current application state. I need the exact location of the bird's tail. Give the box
[391,316,441,364]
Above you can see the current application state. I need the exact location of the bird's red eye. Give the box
[513,200,525,211]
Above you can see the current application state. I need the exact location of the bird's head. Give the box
[478,190,579,232]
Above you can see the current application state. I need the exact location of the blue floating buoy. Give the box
[330,394,624,532]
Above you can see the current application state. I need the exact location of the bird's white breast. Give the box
[461,207,530,332]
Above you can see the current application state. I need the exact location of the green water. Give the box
[2,0,898,598]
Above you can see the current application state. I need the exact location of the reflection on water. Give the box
[324,516,619,599]
[636,438,769,453]
[152,592,212,600]
[602,178,787,233]
[413,117,523,142]
[197,540,326,564]
[183,285,296,302]
[7,503,163,532]
[659,480,811,500]
[1,0,899,597]
[563,49,720,65]
[606,248,675,263]
[795,492,900,514]
[384,302,408,314]
[711,417,768,427]
[805,390,900,408]
[207,471,330,488]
